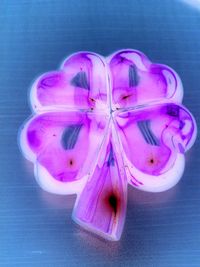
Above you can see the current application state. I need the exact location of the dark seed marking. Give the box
[107,146,115,166]
[150,159,154,164]
[70,71,89,90]
[61,124,82,150]
[129,64,139,87]
[122,94,132,100]
[108,194,118,215]
[166,104,179,117]
[137,120,160,146]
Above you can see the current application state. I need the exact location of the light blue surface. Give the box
[1,0,200,266]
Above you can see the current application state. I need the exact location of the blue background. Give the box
[1,0,200,266]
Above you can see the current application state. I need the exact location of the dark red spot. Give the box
[150,158,154,164]
[109,194,117,214]
[122,95,131,100]
[69,159,73,166]
[104,191,120,216]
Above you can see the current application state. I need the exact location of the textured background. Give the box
[1,0,200,266]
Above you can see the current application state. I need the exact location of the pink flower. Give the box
[19,49,197,241]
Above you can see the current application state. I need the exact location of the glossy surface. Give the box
[19,49,196,240]
[1,0,200,266]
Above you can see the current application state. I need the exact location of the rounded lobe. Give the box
[31,52,109,111]
[115,102,196,192]
[108,49,183,109]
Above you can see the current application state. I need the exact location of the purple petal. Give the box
[72,130,127,241]
[107,49,183,110]
[20,111,108,194]
[31,52,109,111]
[115,102,196,192]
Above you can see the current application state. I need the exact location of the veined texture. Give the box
[19,49,197,241]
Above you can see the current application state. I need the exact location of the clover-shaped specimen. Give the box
[19,49,197,241]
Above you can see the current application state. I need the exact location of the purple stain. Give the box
[179,120,185,129]
[107,149,115,166]
[27,130,41,148]
[178,143,185,154]
[166,104,180,117]
[19,49,197,241]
